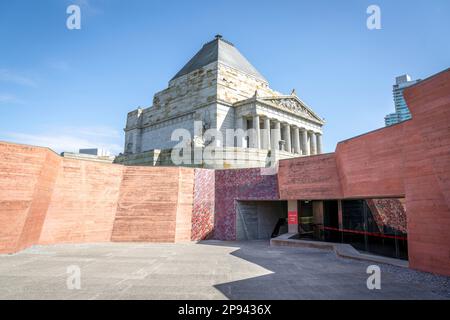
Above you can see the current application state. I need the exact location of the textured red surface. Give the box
[191,169,215,240]
[402,70,450,276]
[214,168,279,240]
[278,153,342,200]
[0,143,60,253]
[111,166,194,242]
[39,159,124,245]
[367,199,407,233]
[0,144,195,252]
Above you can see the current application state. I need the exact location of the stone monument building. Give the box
[116,35,325,168]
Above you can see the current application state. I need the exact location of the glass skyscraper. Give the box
[385,74,421,126]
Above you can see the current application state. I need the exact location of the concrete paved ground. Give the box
[0,241,448,300]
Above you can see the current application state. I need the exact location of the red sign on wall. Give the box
[288,211,298,225]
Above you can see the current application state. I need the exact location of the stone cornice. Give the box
[125,101,218,131]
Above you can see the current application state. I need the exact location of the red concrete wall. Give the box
[0,143,59,253]
[18,151,61,250]
[335,123,406,198]
[175,168,195,242]
[0,145,196,251]
[279,125,406,200]
[278,69,450,276]
[39,159,123,245]
[402,69,450,276]
[278,153,342,200]
[110,166,194,242]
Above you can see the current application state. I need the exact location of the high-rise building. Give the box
[384,74,421,126]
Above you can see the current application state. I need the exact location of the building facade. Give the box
[116,36,324,168]
[385,74,421,126]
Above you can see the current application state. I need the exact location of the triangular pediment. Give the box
[258,96,324,124]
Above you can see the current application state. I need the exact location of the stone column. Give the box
[272,120,281,151]
[235,116,247,148]
[309,131,317,155]
[252,114,260,149]
[300,128,309,156]
[292,126,300,154]
[316,133,323,154]
[283,124,291,152]
[263,117,271,150]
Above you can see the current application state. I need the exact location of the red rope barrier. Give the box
[319,226,407,241]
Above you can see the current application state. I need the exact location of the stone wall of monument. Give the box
[140,113,196,151]
[217,63,279,104]
[124,61,285,155]
[125,62,220,153]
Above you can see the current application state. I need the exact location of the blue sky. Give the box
[0,0,449,154]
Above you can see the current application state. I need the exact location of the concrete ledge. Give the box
[270,233,409,268]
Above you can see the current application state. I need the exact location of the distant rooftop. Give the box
[171,35,267,82]
[395,74,412,85]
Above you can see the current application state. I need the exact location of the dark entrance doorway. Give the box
[323,200,339,242]
[236,201,287,240]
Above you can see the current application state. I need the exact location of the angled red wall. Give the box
[278,153,342,200]
[278,69,450,276]
[402,70,450,276]
[39,158,123,245]
[0,143,60,253]
[335,122,406,199]
[110,166,195,243]
[18,151,61,250]
[0,144,196,251]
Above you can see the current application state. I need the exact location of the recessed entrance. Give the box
[293,198,408,260]
[236,201,287,240]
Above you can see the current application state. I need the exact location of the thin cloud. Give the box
[48,60,71,72]
[68,126,122,138]
[4,126,123,155]
[74,0,103,15]
[0,69,37,87]
[0,93,24,104]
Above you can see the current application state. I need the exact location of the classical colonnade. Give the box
[235,114,322,155]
